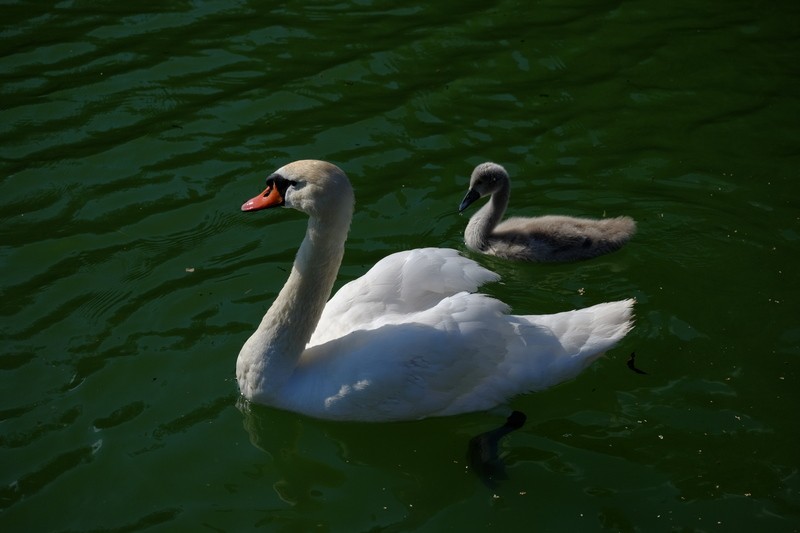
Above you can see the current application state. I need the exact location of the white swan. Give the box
[459,162,636,262]
[237,160,634,421]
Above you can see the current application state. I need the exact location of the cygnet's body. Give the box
[459,162,636,262]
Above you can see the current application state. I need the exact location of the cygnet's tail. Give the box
[594,216,637,249]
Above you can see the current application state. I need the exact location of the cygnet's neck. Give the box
[237,211,351,399]
[464,179,510,251]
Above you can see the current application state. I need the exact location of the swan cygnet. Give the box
[238,160,635,422]
[459,162,636,262]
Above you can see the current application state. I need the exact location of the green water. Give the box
[2,1,799,531]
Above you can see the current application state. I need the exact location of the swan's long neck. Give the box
[237,212,350,400]
[464,179,509,251]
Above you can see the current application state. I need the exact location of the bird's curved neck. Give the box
[238,213,350,398]
[465,180,509,250]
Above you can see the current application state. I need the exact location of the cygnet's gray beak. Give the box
[459,188,481,213]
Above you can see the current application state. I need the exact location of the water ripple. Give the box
[0,445,94,510]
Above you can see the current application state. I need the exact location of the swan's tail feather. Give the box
[512,298,635,391]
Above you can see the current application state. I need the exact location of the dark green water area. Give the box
[2,1,799,531]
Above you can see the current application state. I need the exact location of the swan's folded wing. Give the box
[309,248,499,346]
[291,292,517,420]
[287,295,633,421]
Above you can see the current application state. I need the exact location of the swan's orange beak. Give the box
[241,184,285,212]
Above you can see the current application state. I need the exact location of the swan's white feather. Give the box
[280,293,634,421]
[309,247,500,345]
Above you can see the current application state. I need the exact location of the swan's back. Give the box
[309,248,499,345]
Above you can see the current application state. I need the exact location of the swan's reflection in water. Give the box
[237,398,527,510]
[237,397,345,506]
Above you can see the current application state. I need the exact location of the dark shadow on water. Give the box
[467,410,527,489]
[237,398,528,507]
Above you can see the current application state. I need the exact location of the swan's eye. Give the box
[264,175,298,196]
